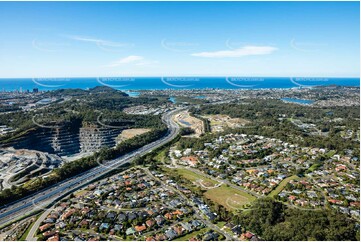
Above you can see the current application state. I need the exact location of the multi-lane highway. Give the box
[0,108,182,228]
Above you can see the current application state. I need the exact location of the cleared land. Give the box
[73,190,88,197]
[165,167,219,187]
[204,185,256,211]
[176,168,218,187]
[116,128,151,143]
[201,114,250,133]
[268,175,300,197]
[174,111,204,137]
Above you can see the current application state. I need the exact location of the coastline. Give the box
[0,77,359,92]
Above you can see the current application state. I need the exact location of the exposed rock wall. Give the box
[79,126,120,153]
[1,123,122,156]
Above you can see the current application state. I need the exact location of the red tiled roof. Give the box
[172,210,183,215]
[39,223,54,232]
[146,219,155,227]
[135,225,147,232]
[164,213,172,220]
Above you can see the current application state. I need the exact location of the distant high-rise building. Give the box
[33,88,39,93]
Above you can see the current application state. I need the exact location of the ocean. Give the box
[0,77,359,92]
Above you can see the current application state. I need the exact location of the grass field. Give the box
[204,185,256,211]
[117,128,150,142]
[326,150,336,158]
[174,168,218,187]
[19,217,37,241]
[268,175,300,197]
[73,189,88,197]
[154,149,167,163]
[308,163,321,172]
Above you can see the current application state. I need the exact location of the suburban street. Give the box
[144,168,235,241]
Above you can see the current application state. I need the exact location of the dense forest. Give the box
[232,198,358,241]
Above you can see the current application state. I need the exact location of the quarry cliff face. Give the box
[1,122,123,157]
[79,127,120,153]
[0,122,123,191]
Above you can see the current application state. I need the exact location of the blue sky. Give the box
[0,1,359,77]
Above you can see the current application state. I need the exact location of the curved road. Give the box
[0,108,182,228]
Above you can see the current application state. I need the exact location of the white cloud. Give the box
[32,39,59,52]
[108,55,144,67]
[68,35,103,43]
[191,45,278,58]
[67,35,133,48]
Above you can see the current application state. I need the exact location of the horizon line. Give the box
[0,76,360,79]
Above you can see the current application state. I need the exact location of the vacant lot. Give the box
[176,168,218,187]
[174,111,204,137]
[117,128,151,143]
[164,167,219,188]
[73,190,88,197]
[204,185,256,211]
[202,114,250,133]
